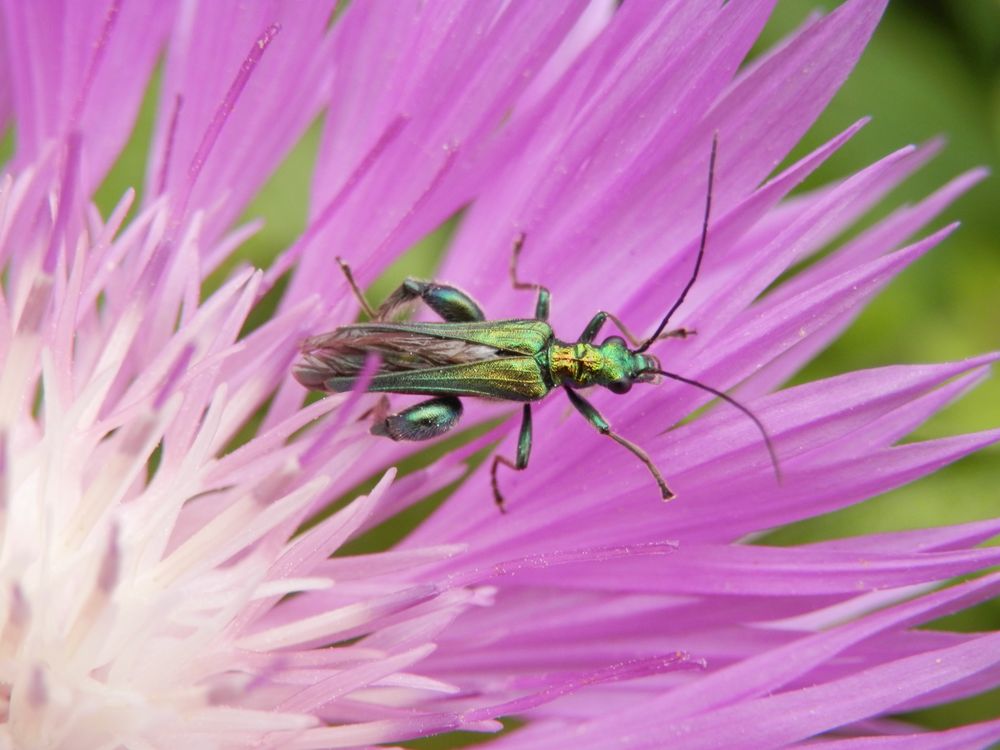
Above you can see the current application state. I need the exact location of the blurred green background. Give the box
[757,0,1000,733]
[87,0,998,740]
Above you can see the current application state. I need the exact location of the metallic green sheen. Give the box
[372,396,463,440]
[422,285,487,322]
[350,319,553,356]
[326,356,550,401]
[516,405,533,465]
[548,335,658,392]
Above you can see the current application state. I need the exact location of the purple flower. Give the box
[0,1,996,748]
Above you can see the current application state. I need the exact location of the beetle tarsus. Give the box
[661,327,696,340]
[509,233,551,320]
[490,405,532,513]
[335,256,378,319]
[490,458,512,514]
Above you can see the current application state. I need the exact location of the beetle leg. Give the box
[371,396,463,441]
[358,394,391,422]
[509,233,551,321]
[335,257,485,323]
[564,388,675,501]
[660,327,696,339]
[374,279,486,322]
[579,311,606,344]
[490,404,532,513]
[335,256,377,318]
[579,311,695,346]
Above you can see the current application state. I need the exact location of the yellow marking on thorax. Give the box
[550,343,604,386]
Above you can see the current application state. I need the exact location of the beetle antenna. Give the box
[649,368,782,484]
[636,132,718,353]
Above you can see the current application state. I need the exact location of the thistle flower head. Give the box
[0,1,997,749]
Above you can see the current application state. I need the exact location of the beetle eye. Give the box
[608,379,632,395]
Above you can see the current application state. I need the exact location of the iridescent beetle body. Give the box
[298,319,661,402]
[295,137,779,510]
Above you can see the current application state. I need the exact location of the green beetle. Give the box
[295,138,778,510]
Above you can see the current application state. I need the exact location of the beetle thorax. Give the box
[550,343,600,386]
[549,341,631,388]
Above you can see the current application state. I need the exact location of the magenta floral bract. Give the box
[0,1,997,748]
